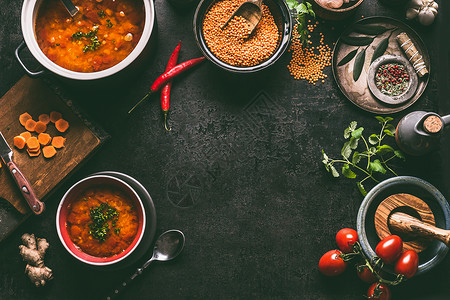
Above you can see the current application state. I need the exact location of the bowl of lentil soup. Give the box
[193,0,292,73]
[17,0,155,82]
[56,175,146,266]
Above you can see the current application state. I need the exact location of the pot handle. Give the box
[15,40,46,78]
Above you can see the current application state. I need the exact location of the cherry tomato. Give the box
[367,283,391,300]
[336,228,358,253]
[375,235,403,264]
[394,250,419,279]
[356,265,377,283]
[318,250,347,276]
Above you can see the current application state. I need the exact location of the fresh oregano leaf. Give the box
[369,159,386,174]
[342,164,357,178]
[385,124,396,135]
[394,150,406,161]
[352,152,361,164]
[353,24,390,35]
[353,48,366,81]
[337,49,358,66]
[377,145,394,155]
[370,147,377,155]
[349,136,359,150]
[344,121,357,138]
[322,150,329,162]
[384,117,393,122]
[341,141,352,159]
[340,35,374,46]
[330,165,339,177]
[352,127,364,139]
[375,116,385,124]
[369,134,379,145]
[357,182,367,196]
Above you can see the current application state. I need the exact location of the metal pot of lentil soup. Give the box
[193,0,292,73]
[16,0,156,85]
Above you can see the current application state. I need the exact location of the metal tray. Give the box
[332,16,430,114]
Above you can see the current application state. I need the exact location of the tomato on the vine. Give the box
[375,235,403,264]
[395,250,419,279]
[367,282,391,300]
[336,228,358,253]
[318,250,347,276]
[356,265,377,283]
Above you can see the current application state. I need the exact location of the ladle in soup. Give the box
[60,0,79,17]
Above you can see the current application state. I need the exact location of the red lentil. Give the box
[202,0,279,67]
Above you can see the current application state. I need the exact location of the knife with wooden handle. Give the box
[0,131,44,214]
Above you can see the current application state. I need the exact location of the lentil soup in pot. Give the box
[35,0,145,73]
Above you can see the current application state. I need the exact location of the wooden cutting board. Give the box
[0,76,106,239]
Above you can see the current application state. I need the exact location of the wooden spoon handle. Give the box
[389,212,450,247]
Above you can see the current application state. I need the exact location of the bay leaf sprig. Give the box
[321,116,405,196]
[353,45,369,81]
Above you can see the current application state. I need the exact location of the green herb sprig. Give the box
[321,117,405,196]
[88,203,120,242]
[72,25,101,53]
[286,0,315,44]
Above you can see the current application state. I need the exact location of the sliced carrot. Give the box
[55,119,69,133]
[51,136,66,148]
[38,133,52,146]
[27,148,41,157]
[42,146,57,158]
[26,137,40,150]
[50,111,62,123]
[38,114,51,125]
[14,136,27,149]
[20,131,32,142]
[35,121,47,134]
[25,119,37,132]
[19,113,32,126]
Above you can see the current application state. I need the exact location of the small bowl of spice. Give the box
[367,55,418,105]
[56,175,146,266]
[193,0,292,73]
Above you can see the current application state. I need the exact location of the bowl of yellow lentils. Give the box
[193,0,292,73]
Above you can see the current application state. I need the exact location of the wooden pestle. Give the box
[389,212,450,248]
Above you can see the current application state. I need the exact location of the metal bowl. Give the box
[193,0,292,73]
[56,175,146,266]
[357,176,450,276]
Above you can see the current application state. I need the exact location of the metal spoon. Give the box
[61,0,79,17]
[106,230,185,300]
[222,0,263,34]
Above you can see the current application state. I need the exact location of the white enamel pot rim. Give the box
[20,0,155,80]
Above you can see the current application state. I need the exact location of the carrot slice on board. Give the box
[13,136,26,149]
[19,113,32,126]
[26,137,40,150]
[42,146,57,158]
[51,136,66,148]
[38,133,52,146]
[38,114,51,125]
[55,119,69,133]
[50,111,62,123]
[25,119,37,132]
[20,131,32,142]
[27,148,41,157]
[35,121,47,134]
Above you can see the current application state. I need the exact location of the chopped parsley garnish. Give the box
[88,203,120,242]
[106,19,113,28]
[98,10,106,18]
[71,26,101,53]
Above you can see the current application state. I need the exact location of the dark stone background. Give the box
[0,0,449,299]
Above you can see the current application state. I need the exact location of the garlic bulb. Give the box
[406,0,438,26]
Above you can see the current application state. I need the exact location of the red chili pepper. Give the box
[128,56,206,114]
[161,41,181,131]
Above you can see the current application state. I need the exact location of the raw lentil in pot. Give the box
[202,0,280,67]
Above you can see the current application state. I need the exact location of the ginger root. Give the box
[19,233,53,287]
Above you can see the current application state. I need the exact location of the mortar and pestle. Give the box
[357,176,450,275]
[396,111,450,156]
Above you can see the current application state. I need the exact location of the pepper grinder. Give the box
[395,111,450,156]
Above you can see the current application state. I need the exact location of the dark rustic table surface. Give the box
[1,0,449,299]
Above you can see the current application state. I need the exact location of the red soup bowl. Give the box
[56,175,146,266]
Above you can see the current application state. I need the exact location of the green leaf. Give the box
[349,136,359,149]
[330,165,339,177]
[353,24,390,35]
[369,159,386,174]
[321,150,329,162]
[340,35,374,46]
[384,129,394,137]
[286,0,300,11]
[370,147,377,155]
[342,164,357,178]
[353,48,366,81]
[351,127,364,139]
[297,3,309,14]
[384,117,393,122]
[344,121,357,138]
[376,145,394,155]
[371,35,390,63]
[357,182,368,196]
[369,134,379,145]
[375,116,385,124]
[337,49,358,66]
[394,150,406,161]
[385,124,396,135]
[352,151,361,164]
[341,141,352,159]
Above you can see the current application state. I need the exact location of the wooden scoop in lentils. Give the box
[202,0,279,67]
